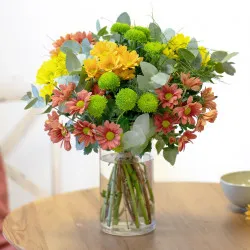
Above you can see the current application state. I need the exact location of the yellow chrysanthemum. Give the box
[36,59,57,85]
[163,34,190,59]
[115,45,128,56]
[90,41,117,58]
[163,47,178,59]
[245,205,250,221]
[98,54,121,72]
[115,69,135,80]
[39,83,55,98]
[168,34,190,51]
[119,50,143,70]
[36,52,68,97]
[84,58,99,79]
[199,46,210,65]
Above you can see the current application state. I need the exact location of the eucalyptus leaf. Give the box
[133,113,150,135]
[76,136,85,150]
[222,62,236,75]
[137,75,154,91]
[110,33,121,42]
[116,12,131,25]
[81,38,92,56]
[163,147,178,166]
[178,48,195,62]
[215,62,224,73]
[24,98,38,109]
[140,62,158,77]
[192,52,202,69]
[187,38,199,57]
[96,19,101,32]
[60,40,82,54]
[54,75,80,85]
[45,95,50,105]
[211,51,228,62]
[149,23,162,42]
[151,72,170,87]
[66,50,81,72]
[163,28,175,42]
[221,52,238,63]
[21,93,30,101]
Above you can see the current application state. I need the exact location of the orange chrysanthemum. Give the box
[201,87,217,111]
[50,31,94,56]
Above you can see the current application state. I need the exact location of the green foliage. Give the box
[60,40,82,54]
[97,26,108,36]
[42,105,52,114]
[211,51,228,62]
[156,139,165,154]
[178,48,195,62]
[116,12,131,25]
[66,50,81,72]
[24,98,38,109]
[149,23,162,42]
[117,116,130,132]
[163,147,178,166]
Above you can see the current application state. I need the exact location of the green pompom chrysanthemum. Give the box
[111,22,130,34]
[87,95,108,118]
[137,93,158,113]
[116,88,138,111]
[144,42,163,55]
[124,29,147,43]
[134,26,150,39]
[98,72,120,91]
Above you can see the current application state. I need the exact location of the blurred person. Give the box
[0,150,14,250]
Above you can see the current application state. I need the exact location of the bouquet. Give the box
[23,12,236,235]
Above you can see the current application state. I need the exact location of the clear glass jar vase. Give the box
[100,150,155,236]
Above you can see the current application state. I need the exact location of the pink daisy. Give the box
[52,83,76,107]
[173,96,202,125]
[178,131,197,152]
[154,112,177,134]
[95,121,123,150]
[155,84,183,109]
[201,87,217,111]
[65,90,91,115]
[44,111,60,132]
[169,136,176,145]
[73,121,96,147]
[180,73,202,91]
[49,123,71,151]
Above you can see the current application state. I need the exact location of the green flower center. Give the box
[106,131,115,141]
[83,127,90,135]
[162,120,170,128]
[61,128,67,137]
[184,107,191,115]
[165,93,173,101]
[76,100,85,108]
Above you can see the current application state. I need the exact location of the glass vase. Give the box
[100,150,155,236]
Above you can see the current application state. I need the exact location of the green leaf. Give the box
[156,139,165,154]
[21,91,32,101]
[102,35,112,41]
[81,38,91,55]
[221,52,238,63]
[163,147,178,166]
[97,26,108,36]
[60,40,82,54]
[42,105,52,114]
[149,23,162,42]
[211,51,227,62]
[118,116,130,132]
[187,38,199,57]
[192,52,202,69]
[137,75,153,91]
[178,48,195,62]
[151,72,170,87]
[96,19,101,32]
[66,50,81,72]
[162,28,175,42]
[222,62,236,75]
[116,12,131,25]
[45,95,50,105]
[140,61,158,77]
[84,145,93,155]
[215,62,224,73]
[24,98,38,109]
